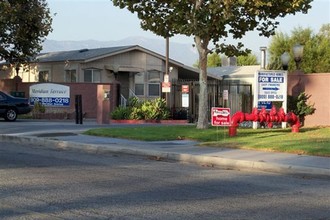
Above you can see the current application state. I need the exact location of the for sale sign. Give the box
[256,71,287,101]
[211,107,231,126]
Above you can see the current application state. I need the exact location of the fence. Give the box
[170,79,252,122]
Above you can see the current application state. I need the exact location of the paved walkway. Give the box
[1,122,329,179]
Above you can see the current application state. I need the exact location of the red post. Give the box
[228,126,237,137]
[292,125,299,133]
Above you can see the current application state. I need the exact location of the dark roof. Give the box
[32,45,201,80]
[36,45,135,62]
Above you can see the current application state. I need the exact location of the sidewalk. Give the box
[1,129,329,179]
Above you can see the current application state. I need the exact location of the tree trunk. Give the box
[195,36,209,129]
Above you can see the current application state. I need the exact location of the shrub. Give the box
[153,98,170,120]
[288,92,316,126]
[110,106,131,120]
[130,106,144,120]
[111,98,170,120]
[128,97,141,108]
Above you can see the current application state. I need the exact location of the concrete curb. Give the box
[1,135,329,179]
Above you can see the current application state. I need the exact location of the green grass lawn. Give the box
[84,125,330,157]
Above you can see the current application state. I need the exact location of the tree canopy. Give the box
[207,52,222,67]
[112,0,312,129]
[193,52,221,68]
[0,0,53,66]
[194,52,258,68]
[268,24,330,73]
[237,53,258,66]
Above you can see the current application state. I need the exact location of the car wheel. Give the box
[5,108,17,122]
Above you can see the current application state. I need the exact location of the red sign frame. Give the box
[211,107,231,126]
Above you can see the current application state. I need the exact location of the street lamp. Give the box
[280,52,290,70]
[293,43,304,70]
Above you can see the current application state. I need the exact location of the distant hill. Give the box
[42,37,199,67]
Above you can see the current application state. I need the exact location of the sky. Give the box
[46,0,330,54]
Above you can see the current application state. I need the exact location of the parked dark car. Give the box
[0,91,33,121]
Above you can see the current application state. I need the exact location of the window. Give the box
[134,72,145,96]
[84,69,101,83]
[65,69,77,82]
[149,84,160,96]
[148,71,160,96]
[39,70,50,82]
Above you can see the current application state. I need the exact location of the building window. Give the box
[149,84,160,96]
[65,69,77,82]
[134,72,144,96]
[84,69,101,83]
[148,71,160,96]
[39,70,50,82]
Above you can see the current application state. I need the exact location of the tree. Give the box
[194,52,257,68]
[207,52,221,67]
[193,52,221,68]
[112,0,312,129]
[268,24,330,73]
[319,23,330,39]
[237,53,258,66]
[0,0,52,67]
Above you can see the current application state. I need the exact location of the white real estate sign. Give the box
[256,70,287,101]
[253,70,288,129]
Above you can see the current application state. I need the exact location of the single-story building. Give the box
[207,65,260,85]
[0,45,230,121]
[0,45,203,104]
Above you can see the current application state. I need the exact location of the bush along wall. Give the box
[287,92,316,126]
[111,97,170,120]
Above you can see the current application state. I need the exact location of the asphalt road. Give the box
[0,141,329,220]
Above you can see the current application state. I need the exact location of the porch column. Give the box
[96,84,111,124]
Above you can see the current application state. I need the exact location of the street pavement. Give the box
[0,119,329,179]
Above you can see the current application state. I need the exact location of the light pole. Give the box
[293,43,304,70]
[279,52,291,129]
[14,63,21,92]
